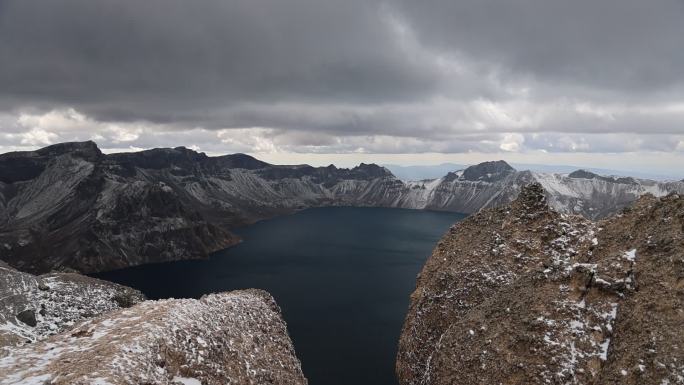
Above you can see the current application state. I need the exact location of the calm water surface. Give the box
[95,207,466,385]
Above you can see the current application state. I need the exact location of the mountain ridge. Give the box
[397,184,684,385]
[1,141,683,273]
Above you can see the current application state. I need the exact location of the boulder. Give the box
[15,310,36,327]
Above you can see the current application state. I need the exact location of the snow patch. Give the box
[623,249,637,262]
[172,376,202,385]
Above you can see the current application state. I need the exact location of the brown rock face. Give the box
[397,183,684,385]
[0,290,307,385]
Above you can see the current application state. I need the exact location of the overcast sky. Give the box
[1,0,683,175]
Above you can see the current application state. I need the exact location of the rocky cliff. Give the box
[0,142,400,273]
[397,184,684,385]
[1,142,682,273]
[400,165,684,219]
[0,289,307,385]
[0,261,144,350]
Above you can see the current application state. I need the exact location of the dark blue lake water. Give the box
[95,206,466,385]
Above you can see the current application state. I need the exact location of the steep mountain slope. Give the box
[0,289,307,385]
[0,142,409,273]
[397,184,684,385]
[399,162,684,219]
[0,142,240,273]
[0,261,144,350]
[1,142,682,273]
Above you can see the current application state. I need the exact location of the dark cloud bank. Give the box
[0,0,683,165]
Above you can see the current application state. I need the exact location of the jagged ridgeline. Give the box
[1,141,683,273]
[397,184,684,385]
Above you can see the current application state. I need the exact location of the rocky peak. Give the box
[35,141,102,161]
[0,141,102,183]
[214,153,271,170]
[441,170,462,182]
[568,169,599,179]
[569,169,637,185]
[108,146,209,170]
[351,163,394,179]
[397,186,684,385]
[509,182,549,217]
[461,160,515,182]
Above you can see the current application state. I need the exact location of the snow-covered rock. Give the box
[395,167,684,219]
[397,184,684,385]
[0,289,307,385]
[0,262,144,351]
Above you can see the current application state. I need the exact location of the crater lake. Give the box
[95,206,466,385]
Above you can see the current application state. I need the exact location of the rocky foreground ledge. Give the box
[397,183,684,385]
[0,289,307,385]
[0,261,145,350]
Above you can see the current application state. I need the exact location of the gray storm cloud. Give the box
[0,0,683,158]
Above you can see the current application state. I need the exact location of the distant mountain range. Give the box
[1,141,683,273]
[384,162,681,181]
